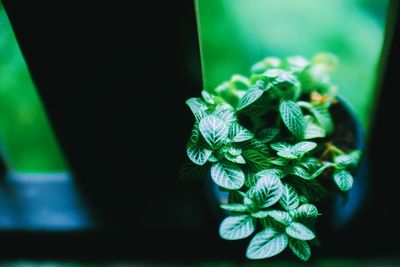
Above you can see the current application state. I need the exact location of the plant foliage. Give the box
[182,53,361,261]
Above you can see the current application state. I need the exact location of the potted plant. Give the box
[181,52,363,261]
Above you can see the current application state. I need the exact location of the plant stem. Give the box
[330,144,345,155]
[297,101,312,110]
[320,142,345,160]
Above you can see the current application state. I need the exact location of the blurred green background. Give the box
[0,0,390,172]
[0,3,67,172]
[196,0,389,130]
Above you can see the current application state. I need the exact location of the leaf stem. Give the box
[296,101,312,110]
[320,143,345,160]
[329,144,345,155]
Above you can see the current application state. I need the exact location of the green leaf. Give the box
[258,127,280,143]
[231,74,250,90]
[243,196,255,207]
[246,229,288,259]
[292,141,317,155]
[225,153,246,164]
[257,168,287,179]
[251,62,266,74]
[309,162,335,179]
[334,155,354,168]
[289,239,311,261]
[284,56,309,72]
[334,151,360,168]
[237,87,264,111]
[297,159,324,180]
[201,90,216,105]
[279,100,304,139]
[248,175,283,207]
[244,172,259,188]
[312,52,338,73]
[294,180,328,202]
[251,57,282,74]
[267,210,292,225]
[270,157,289,166]
[199,115,229,148]
[298,195,309,204]
[280,184,300,210]
[251,210,270,219]
[242,93,273,117]
[333,169,354,191]
[298,66,332,94]
[271,141,316,159]
[243,139,270,155]
[270,142,291,152]
[263,68,287,79]
[242,149,270,172]
[186,98,208,122]
[294,204,319,224]
[270,142,296,159]
[186,143,212,165]
[186,125,212,165]
[250,75,267,86]
[303,115,326,139]
[179,160,209,182]
[220,203,248,212]
[310,104,334,134]
[229,123,254,142]
[264,69,301,99]
[211,162,245,190]
[207,153,219,163]
[215,81,239,107]
[228,146,242,156]
[263,57,282,68]
[290,166,311,180]
[219,215,255,240]
[213,108,236,126]
[300,157,323,171]
[247,169,287,189]
[277,150,298,159]
[286,222,315,241]
[297,101,334,134]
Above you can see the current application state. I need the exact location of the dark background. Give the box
[1,0,400,262]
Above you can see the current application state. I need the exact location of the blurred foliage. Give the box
[0,4,67,172]
[195,0,389,130]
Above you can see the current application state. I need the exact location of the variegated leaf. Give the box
[289,238,311,261]
[199,115,229,148]
[279,100,304,139]
[246,229,288,259]
[286,222,315,241]
[248,175,283,207]
[211,162,245,190]
[219,215,255,240]
[229,123,254,142]
[279,183,300,210]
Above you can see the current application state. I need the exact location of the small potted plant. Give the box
[181,52,362,261]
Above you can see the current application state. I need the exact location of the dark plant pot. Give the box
[205,95,367,234]
[323,96,367,230]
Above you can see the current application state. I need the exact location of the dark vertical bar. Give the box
[367,0,400,254]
